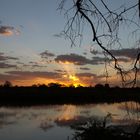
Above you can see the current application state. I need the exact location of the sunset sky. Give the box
[0,0,139,87]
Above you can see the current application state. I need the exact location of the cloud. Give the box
[0,71,62,85]
[28,61,47,68]
[21,63,47,69]
[76,72,96,77]
[0,52,19,69]
[55,69,66,73]
[117,57,130,62]
[0,52,19,61]
[55,53,131,66]
[90,49,100,55]
[92,56,108,62]
[0,26,15,36]
[0,73,18,81]
[83,52,87,55]
[55,53,104,65]
[40,50,55,59]
[6,71,61,79]
[31,64,47,68]
[90,48,139,62]
[0,62,17,68]
[90,48,140,59]
[80,67,90,70]
[16,62,25,65]
[110,48,140,59]
[92,56,129,63]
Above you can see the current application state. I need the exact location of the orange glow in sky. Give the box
[59,61,85,87]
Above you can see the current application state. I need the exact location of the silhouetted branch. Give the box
[59,0,140,87]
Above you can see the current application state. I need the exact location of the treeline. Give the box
[0,80,111,88]
[0,82,140,106]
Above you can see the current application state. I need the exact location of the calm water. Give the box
[0,101,139,140]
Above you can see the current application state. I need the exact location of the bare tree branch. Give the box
[59,0,140,87]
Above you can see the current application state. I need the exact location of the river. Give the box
[0,101,139,140]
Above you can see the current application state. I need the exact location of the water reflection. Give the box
[0,101,139,140]
[119,102,140,121]
[57,105,77,121]
[0,108,17,128]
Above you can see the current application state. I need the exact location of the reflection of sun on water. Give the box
[58,105,77,121]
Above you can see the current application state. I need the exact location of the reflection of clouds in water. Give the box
[117,102,140,123]
[39,121,54,131]
[0,119,16,129]
[0,109,18,128]
[80,110,90,115]
[55,116,94,127]
[0,102,139,131]
[118,102,140,112]
[95,103,120,116]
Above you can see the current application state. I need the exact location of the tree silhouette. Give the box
[48,82,62,88]
[3,81,12,88]
[58,0,140,87]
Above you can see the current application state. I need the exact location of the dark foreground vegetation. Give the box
[71,116,140,140]
[0,85,140,106]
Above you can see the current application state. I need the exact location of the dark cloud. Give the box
[90,48,140,59]
[55,53,104,65]
[31,64,47,68]
[0,52,4,55]
[90,49,99,55]
[0,62,17,68]
[55,53,130,66]
[29,61,36,64]
[0,74,14,80]
[0,26,15,36]
[76,72,96,77]
[16,62,25,65]
[27,61,47,68]
[15,61,47,69]
[110,48,140,59]
[83,52,87,55]
[55,69,66,73]
[0,52,19,69]
[6,56,19,60]
[80,67,90,70]
[92,56,108,62]
[92,56,129,63]
[6,71,61,79]
[0,71,62,83]
[40,50,55,59]
[21,64,47,69]
[0,52,19,61]
[117,57,130,62]
[90,48,139,62]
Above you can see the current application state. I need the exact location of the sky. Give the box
[0,0,139,87]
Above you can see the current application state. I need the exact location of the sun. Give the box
[69,75,79,81]
[59,61,86,87]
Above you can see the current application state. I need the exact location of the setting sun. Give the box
[69,75,79,81]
